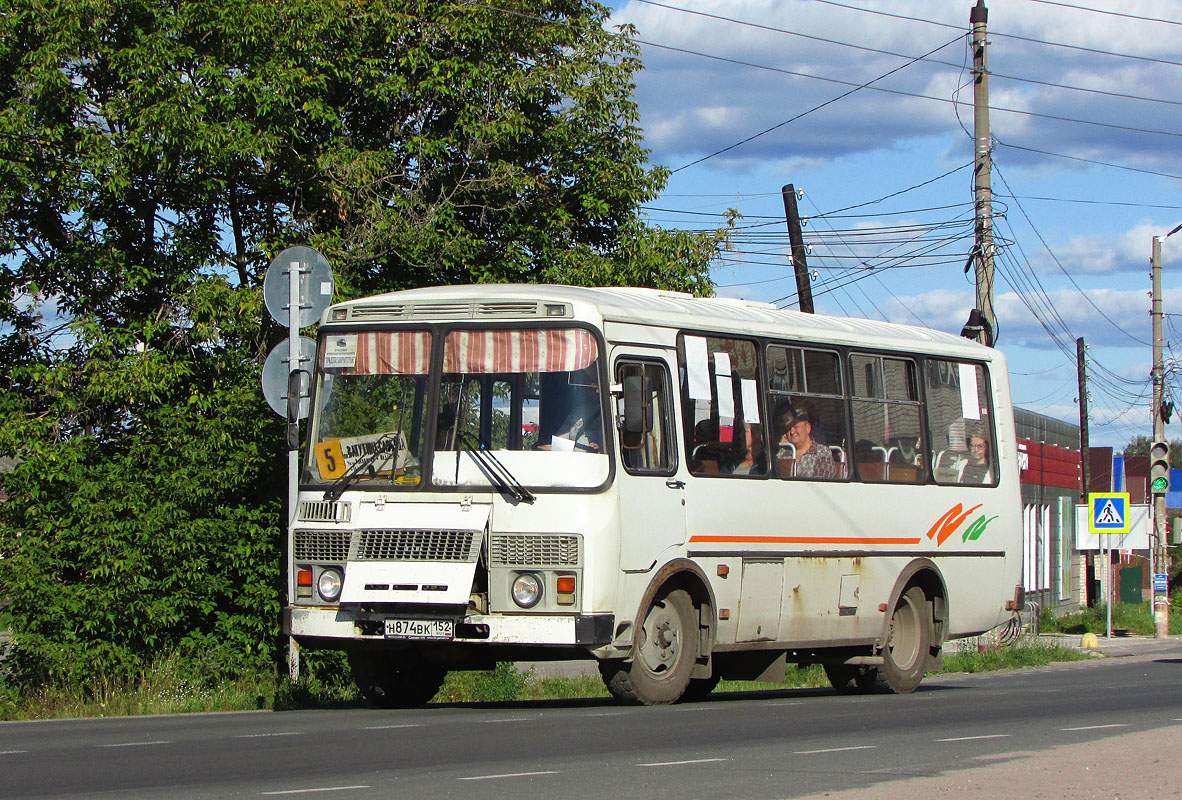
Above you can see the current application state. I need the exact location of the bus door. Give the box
[613,354,686,571]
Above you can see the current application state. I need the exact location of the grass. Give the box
[1039,596,1182,637]
[0,631,1104,720]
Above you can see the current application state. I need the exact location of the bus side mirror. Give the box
[621,374,651,434]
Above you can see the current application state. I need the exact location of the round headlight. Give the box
[511,573,542,608]
[317,568,343,602]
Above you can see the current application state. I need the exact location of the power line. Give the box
[1025,0,1182,27]
[994,140,1182,181]
[628,0,1182,108]
[665,36,963,172]
[804,0,1182,67]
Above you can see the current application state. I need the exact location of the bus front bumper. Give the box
[283,606,614,647]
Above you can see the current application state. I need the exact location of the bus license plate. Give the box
[384,618,455,640]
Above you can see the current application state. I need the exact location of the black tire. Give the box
[599,588,698,705]
[680,673,722,702]
[871,586,931,694]
[348,651,447,708]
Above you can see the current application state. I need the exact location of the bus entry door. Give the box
[614,354,687,572]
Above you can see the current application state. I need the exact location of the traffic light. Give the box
[1150,440,1171,495]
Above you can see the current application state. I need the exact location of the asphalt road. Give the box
[2,647,1181,800]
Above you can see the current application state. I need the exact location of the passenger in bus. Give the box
[960,434,992,483]
[691,418,726,473]
[729,420,765,475]
[540,368,603,452]
[784,412,837,479]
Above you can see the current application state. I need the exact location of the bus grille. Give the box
[298,501,351,523]
[490,534,581,567]
[294,530,352,562]
[356,529,481,562]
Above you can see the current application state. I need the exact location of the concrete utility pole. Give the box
[782,184,814,314]
[1077,337,1089,502]
[1151,232,1177,638]
[971,0,996,342]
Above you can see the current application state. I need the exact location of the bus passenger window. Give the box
[766,345,847,481]
[850,354,922,484]
[924,360,996,486]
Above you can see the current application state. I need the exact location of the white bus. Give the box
[283,284,1023,706]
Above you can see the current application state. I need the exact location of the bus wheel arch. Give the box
[599,559,716,705]
[872,560,948,694]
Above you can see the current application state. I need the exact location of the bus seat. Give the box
[857,461,888,481]
[777,456,796,479]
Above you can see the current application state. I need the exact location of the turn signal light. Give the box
[297,568,313,599]
[556,575,576,606]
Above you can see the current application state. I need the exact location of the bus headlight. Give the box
[511,573,543,608]
[317,568,344,602]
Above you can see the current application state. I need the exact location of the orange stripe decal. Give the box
[688,535,923,545]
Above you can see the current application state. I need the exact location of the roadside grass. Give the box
[0,634,1098,720]
[1039,596,1182,637]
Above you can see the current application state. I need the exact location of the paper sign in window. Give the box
[714,352,734,419]
[740,379,760,423]
[323,334,358,369]
[959,363,981,420]
[685,336,711,400]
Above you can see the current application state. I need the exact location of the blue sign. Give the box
[1088,492,1131,534]
[1154,573,1169,592]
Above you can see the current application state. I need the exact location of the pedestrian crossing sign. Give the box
[1088,492,1131,534]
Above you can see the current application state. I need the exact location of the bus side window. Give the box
[923,360,996,486]
[850,354,923,484]
[617,361,675,474]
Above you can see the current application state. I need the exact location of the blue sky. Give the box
[607,0,1182,449]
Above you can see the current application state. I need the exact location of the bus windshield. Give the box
[305,330,432,488]
[304,326,609,491]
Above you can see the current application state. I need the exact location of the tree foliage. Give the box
[0,0,724,688]
[1122,435,1182,468]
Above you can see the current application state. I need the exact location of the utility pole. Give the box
[1078,337,1094,609]
[1151,234,1169,638]
[1077,337,1090,500]
[782,183,814,314]
[971,0,996,342]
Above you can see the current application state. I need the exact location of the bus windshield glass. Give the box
[304,326,609,491]
[304,330,432,488]
[432,327,608,490]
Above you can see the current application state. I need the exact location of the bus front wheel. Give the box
[348,651,447,708]
[871,586,931,694]
[601,588,697,705]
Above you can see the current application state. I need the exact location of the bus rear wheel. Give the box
[871,586,931,694]
[601,588,697,705]
[348,651,447,708]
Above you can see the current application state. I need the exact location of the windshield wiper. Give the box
[322,431,400,503]
[458,433,535,505]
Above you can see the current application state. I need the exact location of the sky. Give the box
[605,0,1182,450]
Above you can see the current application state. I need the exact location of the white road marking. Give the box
[936,734,1012,742]
[0,750,28,755]
[581,711,628,717]
[794,745,878,755]
[458,771,559,781]
[98,741,172,748]
[235,732,302,738]
[766,702,803,707]
[1061,724,1129,732]
[482,717,540,723]
[261,786,370,795]
[637,758,730,767]
[363,724,423,730]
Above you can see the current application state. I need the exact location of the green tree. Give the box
[0,0,724,688]
[1122,436,1182,467]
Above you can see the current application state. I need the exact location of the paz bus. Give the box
[282,284,1023,706]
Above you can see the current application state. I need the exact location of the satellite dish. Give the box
[263,246,334,328]
[261,337,317,418]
